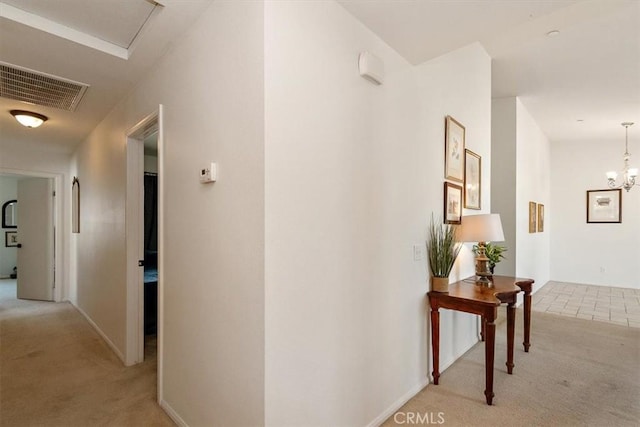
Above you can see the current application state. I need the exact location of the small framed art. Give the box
[529,202,537,233]
[5,231,18,247]
[464,149,481,210]
[587,189,621,223]
[444,182,463,224]
[444,116,465,183]
[537,204,544,232]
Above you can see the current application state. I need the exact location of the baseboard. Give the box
[366,378,429,427]
[72,303,126,364]
[160,399,189,427]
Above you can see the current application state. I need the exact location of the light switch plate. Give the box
[413,244,424,261]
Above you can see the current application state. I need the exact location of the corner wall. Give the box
[72,1,265,425]
[492,97,551,291]
[264,2,491,425]
[515,99,551,289]
[551,139,640,288]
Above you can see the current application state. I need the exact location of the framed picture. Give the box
[5,231,18,247]
[587,189,622,223]
[444,182,463,224]
[464,149,481,209]
[72,177,80,233]
[529,202,537,233]
[537,204,544,232]
[444,116,465,183]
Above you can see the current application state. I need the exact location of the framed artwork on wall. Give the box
[444,115,465,183]
[529,202,537,233]
[537,204,545,232]
[587,189,622,223]
[464,149,481,210]
[444,182,463,224]
[5,231,18,247]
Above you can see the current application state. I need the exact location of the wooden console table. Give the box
[427,276,535,405]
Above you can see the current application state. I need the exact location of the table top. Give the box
[428,275,534,307]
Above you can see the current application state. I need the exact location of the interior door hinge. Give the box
[53,191,56,197]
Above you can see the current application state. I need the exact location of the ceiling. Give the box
[0,0,638,155]
[0,0,211,153]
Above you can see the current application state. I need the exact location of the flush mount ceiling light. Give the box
[606,122,638,192]
[10,110,48,128]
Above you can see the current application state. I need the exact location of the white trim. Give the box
[0,167,63,303]
[0,2,128,59]
[156,104,165,402]
[73,302,126,363]
[365,379,430,427]
[124,106,164,402]
[160,399,188,427]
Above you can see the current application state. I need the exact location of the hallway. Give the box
[0,279,173,426]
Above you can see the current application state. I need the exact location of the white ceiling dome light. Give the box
[10,110,48,128]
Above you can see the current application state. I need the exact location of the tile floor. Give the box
[533,281,640,328]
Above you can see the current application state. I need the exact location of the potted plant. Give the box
[427,215,462,292]
[473,242,507,274]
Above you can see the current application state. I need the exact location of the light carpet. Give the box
[0,280,174,426]
[383,308,640,426]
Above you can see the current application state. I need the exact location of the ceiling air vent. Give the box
[0,62,89,112]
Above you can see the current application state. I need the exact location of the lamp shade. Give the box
[457,213,505,243]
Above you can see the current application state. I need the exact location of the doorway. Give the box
[0,172,61,302]
[125,106,164,398]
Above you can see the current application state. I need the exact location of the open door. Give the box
[16,177,54,301]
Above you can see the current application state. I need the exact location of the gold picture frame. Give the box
[537,204,544,232]
[444,116,465,183]
[464,149,481,210]
[529,202,537,233]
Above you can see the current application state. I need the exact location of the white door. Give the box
[16,177,54,301]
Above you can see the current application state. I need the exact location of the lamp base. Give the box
[474,242,493,287]
[474,273,493,287]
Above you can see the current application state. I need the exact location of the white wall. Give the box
[515,99,551,290]
[0,147,71,300]
[551,139,640,288]
[0,176,18,277]
[264,2,491,426]
[491,98,551,291]
[72,1,265,425]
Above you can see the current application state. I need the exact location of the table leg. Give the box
[484,312,496,405]
[523,288,532,352]
[506,303,515,374]
[480,317,485,342]
[431,307,440,385]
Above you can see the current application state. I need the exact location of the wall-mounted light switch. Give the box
[413,244,424,261]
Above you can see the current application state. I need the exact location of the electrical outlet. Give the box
[413,244,424,261]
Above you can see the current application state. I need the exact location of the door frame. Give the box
[125,105,164,398]
[0,168,62,302]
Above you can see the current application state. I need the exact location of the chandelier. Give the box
[607,122,638,192]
